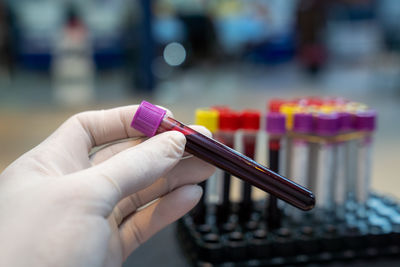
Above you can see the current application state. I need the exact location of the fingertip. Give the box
[166,130,187,151]
[184,184,203,205]
[164,185,203,213]
[192,184,203,199]
[149,131,186,160]
[189,125,212,138]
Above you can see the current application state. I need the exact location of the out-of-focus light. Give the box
[163,42,186,66]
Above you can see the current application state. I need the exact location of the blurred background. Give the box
[0,0,400,265]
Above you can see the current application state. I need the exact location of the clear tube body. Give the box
[157,116,315,211]
[355,134,373,217]
[313,141,336,218]
[287,137,310,222]
[334,141,347,219]
[283,135,292,178]
[346,139,358,205]
[290,139,310,188]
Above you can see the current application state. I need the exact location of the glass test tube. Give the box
[287,113,314,222]
[280,103,301,178]
[192,108,219,224]
[266,112,286,230]
[131,101,315,211]
[344,102,368,206]
[354,110,376,218]
[268,99,288,191]
[238,110,260,223]
[213,110,240,225]
[313,113,340,220]
[334,112,354,220]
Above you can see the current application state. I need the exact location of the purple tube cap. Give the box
[131,101,167,137]
[315,113,340,136]
[355,110,377,132]
[266,112,286,135]
[293,113,313,134]
[338,112,354,131]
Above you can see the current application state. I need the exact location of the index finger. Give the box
[49,105,172,153]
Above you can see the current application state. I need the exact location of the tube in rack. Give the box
[288,113,314,222]
[191,108,219,224]
[334,112,353,219]
[213,109,240,224]
[239,110,260,222]
[265,112,286,229]
[313,113,339,219]
[354,110,376,218]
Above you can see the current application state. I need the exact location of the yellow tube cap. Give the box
[195,109,219,133]
[280,103,301,130]
[319,105,336,114]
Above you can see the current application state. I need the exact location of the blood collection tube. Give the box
[312,113,340,220]
[266,112,286,230]
[344,102,368,206]
[287,113,314,222]
[280,102,301,178]
[267,99,288,179]
[131,101,315,211]
[354,110,376,218]
[192,108,219,224]
[238,110,261,222]
[334,112,354,220]
[213,110,240,224]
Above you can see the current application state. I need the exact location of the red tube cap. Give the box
[240,110,261,130]
[211,106,231,113]
[268,99,286,112]
[306,97,323,107]
[219,111,240,131]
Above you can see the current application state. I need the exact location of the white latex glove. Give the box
[0,105,215,267]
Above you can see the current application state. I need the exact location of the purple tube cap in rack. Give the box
[355,110,377,132]
[131,101,167,137]
[338,112,354,132]
[266,112,286,135]
[293,113,313,134]
[315,113,340,136]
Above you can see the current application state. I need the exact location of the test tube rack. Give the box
[176,194,400,266]
[179,98,382,265]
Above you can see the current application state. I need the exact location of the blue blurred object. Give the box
[245,33,296,64]
[215,16,268,55]
[12,1,63,70]
[93,35,124,70]
[153,16,185,45]
[137,0,155,91]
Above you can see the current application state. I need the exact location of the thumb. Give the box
[72,131,186,206]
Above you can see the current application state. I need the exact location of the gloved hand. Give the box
[0,105,215,267]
